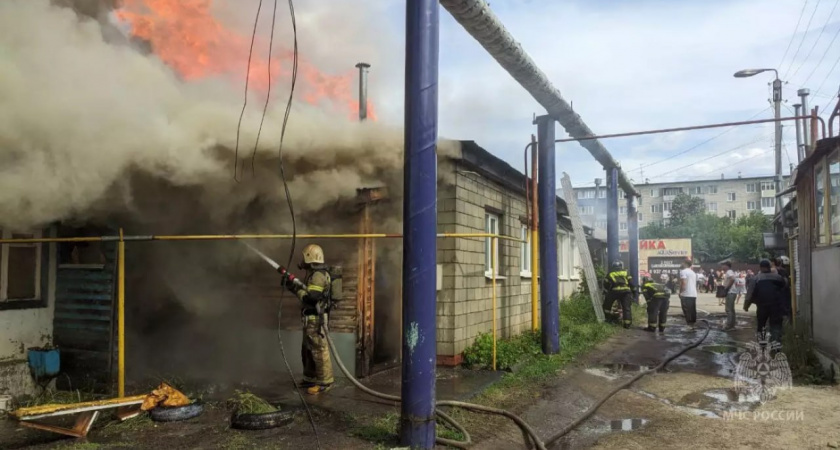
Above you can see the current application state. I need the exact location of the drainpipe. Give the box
[530,134,540,332]
[535,115,559,354]
[626,194,639,302]
[355,62,371,121]
[400,0,439,447]
[606,167,619,267]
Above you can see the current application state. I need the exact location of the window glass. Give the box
[520,225,531,275]
[829,151,839,243]
[747,201,756,210]
[816,163,826,245]
[2,230,42,302]
[485,213,500,274]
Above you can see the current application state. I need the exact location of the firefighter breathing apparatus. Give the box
[244,243,711,448]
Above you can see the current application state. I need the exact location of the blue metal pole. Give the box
[401,0,439,447]
[535,115,559,354]
[627,194,639,302]
[606,167,619,268]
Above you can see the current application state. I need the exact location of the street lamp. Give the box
[734,67,783,227]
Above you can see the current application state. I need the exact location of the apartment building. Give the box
[569,175,788,238]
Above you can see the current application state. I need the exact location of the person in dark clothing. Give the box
[641,276,670,332]
[773,257,792,321]
[744,259,787,343]
[603,260,635,328]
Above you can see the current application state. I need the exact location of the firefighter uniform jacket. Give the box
[604,270,633,293]
[642,281,670,302]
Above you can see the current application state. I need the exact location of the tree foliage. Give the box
[640,210,772,263]
[669,193,706,226]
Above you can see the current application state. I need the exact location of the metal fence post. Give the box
[535,115,559,354]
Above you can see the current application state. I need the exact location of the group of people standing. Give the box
[602,256,793,343]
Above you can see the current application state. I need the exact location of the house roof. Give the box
[572,174,787,189]
[458,140,570,217]
[794,136,840,185]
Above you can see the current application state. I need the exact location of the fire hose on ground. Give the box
[244,243,712,448]
[324,319,711,449]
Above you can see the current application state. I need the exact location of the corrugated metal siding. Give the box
[53,242,117,393]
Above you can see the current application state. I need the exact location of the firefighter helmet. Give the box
[302,244,325,264]
[611,260,624,271]
[642,276,652,285]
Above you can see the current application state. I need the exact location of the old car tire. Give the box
[150,401,204,422]
[230,410,295,430]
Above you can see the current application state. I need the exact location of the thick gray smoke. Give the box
[0,0,458,233]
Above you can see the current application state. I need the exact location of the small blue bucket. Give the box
[27,347,60,380]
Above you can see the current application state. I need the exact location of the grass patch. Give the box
[227,390,278,415]
[220,431,253,450]
[782,321,836,385]
[463,293,618,406]
[99,414,154,436]
[349,411,466,446]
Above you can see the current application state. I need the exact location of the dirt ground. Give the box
[3,293,837,449]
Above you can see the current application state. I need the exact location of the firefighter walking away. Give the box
[280,244,335,395]
[603,260,636,328]
[641,276,670,332]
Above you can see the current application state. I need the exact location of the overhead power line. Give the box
[799,0,840,85]
[627,108,770,174]
[783,0,823,80]
[790,0,840,81]
[646,134,771,181]
[687,149,772,180]
[779,0,811,70]
[814,55,840,96]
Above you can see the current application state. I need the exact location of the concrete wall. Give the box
[811,246,840,357]
[0,239,57,397]
[437,169,580,357]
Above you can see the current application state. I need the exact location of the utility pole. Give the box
[798,89,810,153]
[772,76,783,227]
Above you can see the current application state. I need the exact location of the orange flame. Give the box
[115,0,375,120]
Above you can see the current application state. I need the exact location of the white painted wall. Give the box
[0,239,56,398]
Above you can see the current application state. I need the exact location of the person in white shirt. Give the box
[721,261,738,330]
[679,260,698,328]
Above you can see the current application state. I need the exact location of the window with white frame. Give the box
[746,183,757,193]
[663,187,682,196]
[690,186,703,195]
[707,202,718,212]
[557,232,571,279]
[727,192,736,202]
[638,213,644,222]
[595,220,608,229]
[485,213,500,276]
[1,229,43,307]
[619,222,628,231]
[570,235,581,278]
[761,181,774,191]
[579,205,594,215]
[761,197,775,208]
[598,189,606,199]
[727,210,737,219]
[520,225,531,277]
[705,185,718,194]
[650,204,663,213]
[650,188,660,197]
[577,190,595,199]
[747,201,757,210]
[619,206,627,214]
[663,202,673,212]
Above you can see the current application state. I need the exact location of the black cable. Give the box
[249,0,279,176]
[783,0,823,80]
[778,0,811,70]
[814,55,840,96]
[233,0,265,183]
[645,133,771,181]
[795,0,840,84]
[271,0,317,447]
[628,108,770,174]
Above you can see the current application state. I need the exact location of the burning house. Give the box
[0,1,590,397]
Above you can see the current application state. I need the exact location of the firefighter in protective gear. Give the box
[282,244,334,395]
[602,260,635,328]
[641,276,670,332]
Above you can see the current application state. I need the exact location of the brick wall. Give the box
[436,165,580,357]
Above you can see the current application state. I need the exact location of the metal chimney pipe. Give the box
[355,62,371,121]
[793,103,803,162]
[798,88,810,151]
